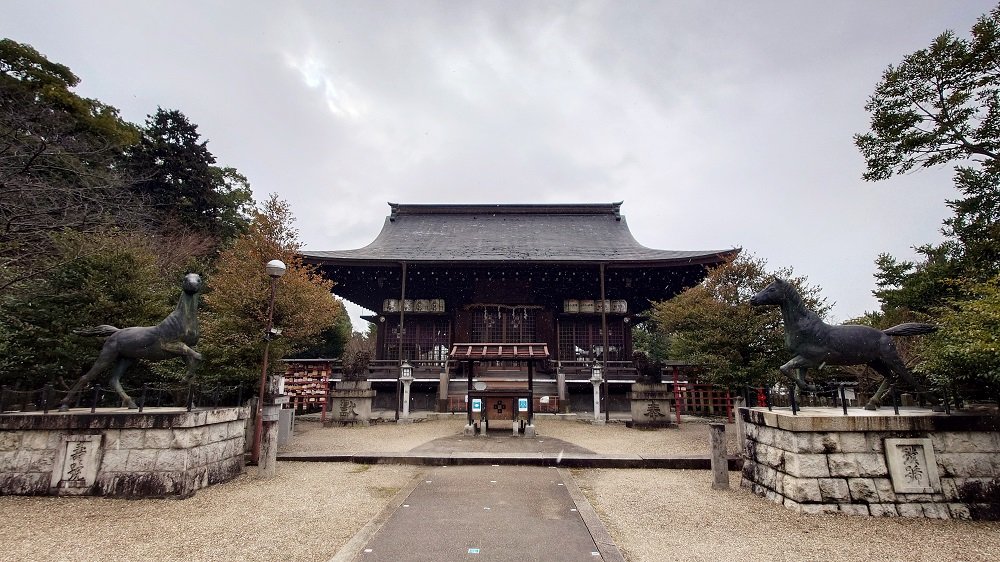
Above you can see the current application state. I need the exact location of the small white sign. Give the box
[518,398,528,412]
[540,396,550,404]
[472,398,482,413]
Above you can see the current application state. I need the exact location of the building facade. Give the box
[301,202,735,412]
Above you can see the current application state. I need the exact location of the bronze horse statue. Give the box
[59,273,203,411]
[750,278,936,410]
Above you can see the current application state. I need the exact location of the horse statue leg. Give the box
[864,361,897,411]
[174,343,203,383]
[880,340,943,411]
[58,346,119,411]
[108,357,138,409]
[779,357,818,392]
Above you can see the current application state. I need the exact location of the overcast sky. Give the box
[4,1,994,328]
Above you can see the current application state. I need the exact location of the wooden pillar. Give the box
[527,359,534,425]
[396,261,407,421]
[466,360,473,426]
[600,263,609,423]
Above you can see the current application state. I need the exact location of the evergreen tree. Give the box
[127,108,253,243]
[856,5,1000,395]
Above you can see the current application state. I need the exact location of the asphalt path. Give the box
[351,464,620,561]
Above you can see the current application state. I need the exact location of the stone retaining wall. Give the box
[0,406,249,498]
[739,407,1000,520]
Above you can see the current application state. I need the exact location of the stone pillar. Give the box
[710,422,729,489]
[257,407,280,479]
[556,372,567,413]
[257,374,286,479]
[590,373,604,425]
[438,371,450,412]
[733,396,746,453]
[398,372,414,424]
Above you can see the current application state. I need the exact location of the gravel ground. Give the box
[574,468,1000,562]
[533,417,740,456]
[281,417,468,453]
[6,418,988,562]
[283,415,739,456]
[0,462,421,562]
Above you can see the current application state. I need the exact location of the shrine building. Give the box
[299,202,736,416]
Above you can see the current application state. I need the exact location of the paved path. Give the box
[338,465,624,562]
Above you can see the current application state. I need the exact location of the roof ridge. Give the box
[388,202,623,220]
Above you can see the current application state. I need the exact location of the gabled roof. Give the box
[302,202,735,265]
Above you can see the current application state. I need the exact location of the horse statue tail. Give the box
[882,322,937,337]
[72,325,121,337]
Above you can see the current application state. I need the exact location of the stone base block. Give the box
[740,407,1000,520]
[0,406,249,498]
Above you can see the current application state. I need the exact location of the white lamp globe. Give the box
[265,259,287,278]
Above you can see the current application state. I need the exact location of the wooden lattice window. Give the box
[469,305,540,343]
[383,317,451,362]
[557,318,624,361]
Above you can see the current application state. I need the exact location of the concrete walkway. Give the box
[311,430,739,561]
[332,465,624,562]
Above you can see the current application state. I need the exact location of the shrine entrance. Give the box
[449,342,549,437]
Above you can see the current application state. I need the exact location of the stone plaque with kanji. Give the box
[885,437,941,494]
[50,434,103,495]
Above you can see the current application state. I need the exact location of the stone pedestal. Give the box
[740,407,1000,519]
[0,406,249,498]
[327,381,375,426]
[590,375,604,425]
[398,374,414,424]
[628,383,675,428]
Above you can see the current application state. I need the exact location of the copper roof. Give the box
[449,343,550,361]
[302,202,735,265]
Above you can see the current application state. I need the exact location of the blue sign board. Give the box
[518,398,528,412]
[472,398,482,413]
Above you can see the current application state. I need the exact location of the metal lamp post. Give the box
[251,259,286,466]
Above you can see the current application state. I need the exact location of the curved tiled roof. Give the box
[302,202,736,265]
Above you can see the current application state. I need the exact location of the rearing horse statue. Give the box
[750,278,936,410]
[59,273,203,411]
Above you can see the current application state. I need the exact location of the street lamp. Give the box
[400,362,413,380]
[251,259,286,466]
